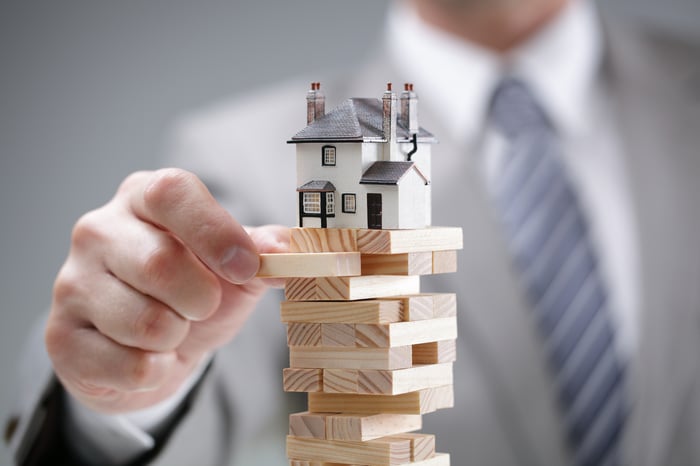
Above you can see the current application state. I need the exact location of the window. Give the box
[342,193,356,213]
[322,146,336,166]
[302,192,321,214]
[326,192,335,215]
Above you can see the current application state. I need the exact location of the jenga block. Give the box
[355,318,457,348]
[392,295,434,321]
[287,435,411,465]
[356,227,463,254]
[309,386,454,415]
[285,276,420,301]
[290,412,332,439]
[290,228,357,253]
[431,250,458,274]
[289,453,450,466]
[358,364,453,395]
[258,252,361,278]
[432,294,457,318]
[284,368,323,392]
[412,340,457,364]
[290,346,412,370]
[288,323,322,347]
[392,433,435,461]
[321,324,355,346]
[323,369,359,393]
[361,252,433,276]
[281,300,403,324]
[327,413,422,441]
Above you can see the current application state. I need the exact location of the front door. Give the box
[367,193,382,229]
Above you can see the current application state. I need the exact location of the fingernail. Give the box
[220,246,259,283]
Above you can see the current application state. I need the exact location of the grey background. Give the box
[0,0,698,463]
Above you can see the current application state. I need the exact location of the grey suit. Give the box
[8,9,700,466]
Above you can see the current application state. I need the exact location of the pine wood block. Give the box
[288,453,450,466]
[356,227,463,254]
[284,368,323,392]
[288,323,322,347]
[323,369,359,393]
[281,300,403,324]
[258,252,361,278]
[357,364,453,395]
[392,433,435,461]
[392,295,434,321]
[291,228,357,253]
[308,386,454,415]
[431,250,458,274]
[326,413,422,441]
[290,412,332,439]
[285,276,420,301]
[361,252,433,276]
[321,323,356,346]
[290,346,412,370]
[432,294,457,318]
[355,318,458,348]
[287,435,411,465]
[412,340,457,365]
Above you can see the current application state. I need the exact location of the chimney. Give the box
[306,82,325,125]
[382,82,397,143]
[400,83,419,134]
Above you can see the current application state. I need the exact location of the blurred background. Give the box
[1,0,698,463]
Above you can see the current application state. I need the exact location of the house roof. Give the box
[289,98,437,144]
[296,180,336,192]
[359,161,430,186]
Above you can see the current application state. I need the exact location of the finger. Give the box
[46,320,177,394]
[121,169,259,284]
[54,261,190,352]
[99,215,223,321]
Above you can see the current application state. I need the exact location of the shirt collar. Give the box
[386,0,603,141]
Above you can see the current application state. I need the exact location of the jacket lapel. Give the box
[601,15,700,466]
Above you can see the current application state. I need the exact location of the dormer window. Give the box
[322,145,336,166]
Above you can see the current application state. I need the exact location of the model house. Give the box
[288,83,437,230]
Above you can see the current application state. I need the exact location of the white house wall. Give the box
[397,171,429,229]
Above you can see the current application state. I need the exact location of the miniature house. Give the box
[288,83,437,230]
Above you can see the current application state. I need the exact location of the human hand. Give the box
[46,168,288,414]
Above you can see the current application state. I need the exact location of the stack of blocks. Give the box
[259,226,462,465]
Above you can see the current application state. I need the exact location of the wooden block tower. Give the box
[268,83,463,465]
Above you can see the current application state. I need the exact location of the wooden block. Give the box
[285,276,420,301]
[258,252,361,278]
[395,295,434,321]
[392,433,435,461]
[355,318,457,348]
[290,346,412,370]
[281,300,403,324]
[326,413,422,441]
[287,435,411,465]
[357,364,453,395]
[288,323,322,347]
[361,252,433,276]
[432,293,457,318]
[288,454,450,466]
[290,412,332,439]
[431,250,457,274]
[321,324,356,346]
[283,368,323,392]
[290,228,357,253]
[309,386,454,415]
[412,340,457,364]
[356,227,463,254]
[323,369,359,393]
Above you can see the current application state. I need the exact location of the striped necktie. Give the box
[488,77,627,466]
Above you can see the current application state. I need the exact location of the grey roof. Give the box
[360,161,430,185]
[296,180,336,192]
[289,98,437,144]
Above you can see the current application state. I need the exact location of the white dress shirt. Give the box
[387,0,640,358]
[65,1,641,462]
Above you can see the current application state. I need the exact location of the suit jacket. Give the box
[7,8,700,466]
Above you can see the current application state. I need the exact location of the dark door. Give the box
[367,193,382,229]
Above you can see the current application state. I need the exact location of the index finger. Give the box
[120,169,260,284]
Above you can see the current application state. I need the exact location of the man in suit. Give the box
[6,0,700,464]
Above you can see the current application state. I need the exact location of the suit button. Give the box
[4,415,19,444]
